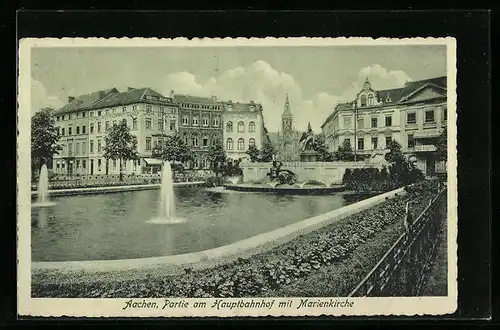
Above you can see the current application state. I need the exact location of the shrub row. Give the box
[32,181,441,298]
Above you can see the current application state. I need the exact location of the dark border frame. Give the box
[5,9,492,326]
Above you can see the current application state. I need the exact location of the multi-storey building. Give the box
[321,76,447,177]
[222,100,267,161]
[172,92,224,170]
[51,88,118,176]
[87,87,178,175]
[51,87,178,176]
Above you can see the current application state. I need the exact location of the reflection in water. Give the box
[31,188,373,262]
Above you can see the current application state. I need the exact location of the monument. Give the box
[298,122,320,162]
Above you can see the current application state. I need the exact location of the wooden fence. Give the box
[349,187,447,297]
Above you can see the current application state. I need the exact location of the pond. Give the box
[31,187,372,262]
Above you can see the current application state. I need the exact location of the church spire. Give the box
[282,93,292,117]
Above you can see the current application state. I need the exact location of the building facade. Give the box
[172,92,224,170]
[222,100,267,161]
[273,94,302,161]
[321,76,447,177]
[51,87,179,176]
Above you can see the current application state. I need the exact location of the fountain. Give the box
[32,164,56,208]
[146,161,185,224]
[228,176,240,185]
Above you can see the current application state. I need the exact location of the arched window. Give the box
[183,134,189,146]
[226,138,233,150]
[367,94,374,106]
[202,134,209,148]
[249,138,256,147]
[360,94,367,107]
[192,116,199,126]
[202,116,209,127]
[226,121,233,132]
[248,121,256,132]
[212,135,218,146]
[192,134,199,147]
[238,138,245,150]
[212,116,220,127]
[237,121,245,133]
[182,115,189,126]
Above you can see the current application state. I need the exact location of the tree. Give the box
[154,134,193,174]
[31,108,61,177]
[207,139,227,177]
[312,133,334,161]
[246,144,260,162]
[260,140,275,162]
[103,120,139,181]
[334,139,354,161]
[384,140,423,185]
[435,127,447,161]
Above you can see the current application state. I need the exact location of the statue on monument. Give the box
[299,122,315,152]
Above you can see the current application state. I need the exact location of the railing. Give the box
[349,187,447,297]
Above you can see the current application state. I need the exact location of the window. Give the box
[371,118,378,128]
[97,122,101,133]
[425,110,435,123]
[212,137,218,146]
[97,110,102,116]
[106,109,109,116]
[182,116,189,126]
[98,159,102,169]
[385,136,392,148]
[226,121,233,132]
[192,135,199,147]
[158,119,164,131]
[226,138,233,150]
[238,138,245,150]
[76,126,81,134]
[249,138,255,147]
[69,127,72,135]
[132,118,137,130]
[184,135,189,146]
[343,116,352,129]
[249,121,256,132]
[371,137,378,150]
[82,160,86,169]
[213,116,220,127]
[56,127,60,135]
[68,142,73,156]
[76,160,80,168]
[202,116,209,127]
[97,140,101,152]
[90,140,94,153]
[407,112,416,124]
[360,94,367,107]
[203,135,209,147]
[112,108,116,114]
[132,105,137,112]
[146,105,152,113]
[61,128,65,136]
[82,112,86,118]
[90,123,94,133]
[159,106,164,114]
[368,94,374,106]
[82,142,86,155]
[113,159,117,171]
[357,118,364,129]
[169,120,176,131]
[146,137,152,150]
[344,138,351,146]
[122,118,127,126]
[193,158,199,169]
[105,121,110,131]
[385,116,392,127]
[357,138,364,150]
[237,121,245,133]
[76,143,80,155]
[122,106,126,113]
[133,160,137,171]
[192,116,199,126]
[407,134,415,148]
[145,118,152,129]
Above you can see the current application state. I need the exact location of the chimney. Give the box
[68,96,75,103]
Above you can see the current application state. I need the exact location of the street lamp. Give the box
[353,102,358,162]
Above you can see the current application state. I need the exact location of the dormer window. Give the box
[367,94,374,106]
[360,94,367,107]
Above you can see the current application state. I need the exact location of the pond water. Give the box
[31,187,372,262]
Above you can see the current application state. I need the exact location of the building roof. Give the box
[174,94,221,105]
[52,88,119,115]
[223,101,263,112]
[91,87,173,110]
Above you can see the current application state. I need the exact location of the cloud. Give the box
[31,79,64,116]
[161,61,411,133]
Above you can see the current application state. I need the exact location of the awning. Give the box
[413,130,442,139]
[143,158,163,166]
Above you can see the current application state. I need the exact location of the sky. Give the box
[31,45,447,132]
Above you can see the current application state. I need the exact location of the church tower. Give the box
[281,93,294,137]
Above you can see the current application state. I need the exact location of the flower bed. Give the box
[32,181,441,298]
